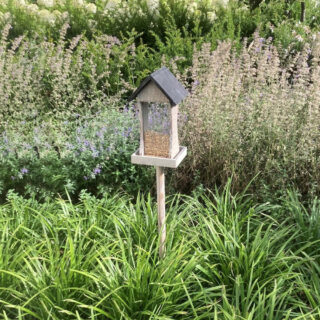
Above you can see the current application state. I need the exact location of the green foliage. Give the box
[0,185,320,318]
[2,0,320,54]
[3,0,320,201]
[178,33,320,199]
[0,108,153,202]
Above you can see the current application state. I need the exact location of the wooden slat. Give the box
[156,166,166,258]
[137,82,170,104]
[131,146,187,168]
[169,105,179,158]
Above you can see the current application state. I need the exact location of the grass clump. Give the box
[1,183,320,318]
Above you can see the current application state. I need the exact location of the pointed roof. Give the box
[128,67,188,106]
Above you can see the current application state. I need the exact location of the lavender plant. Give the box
[0,106,153,201]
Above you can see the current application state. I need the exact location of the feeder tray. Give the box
[131,146,187,168]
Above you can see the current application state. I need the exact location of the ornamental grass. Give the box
[1,184,320,319]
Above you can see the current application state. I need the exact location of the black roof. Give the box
[128,67,188,106]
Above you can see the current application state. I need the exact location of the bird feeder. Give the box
[128,67,188,258]
[129,66,188,168]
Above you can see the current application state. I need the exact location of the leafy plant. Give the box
[178,31,320,199]
[0,185,320,318]
[0,107,153,201]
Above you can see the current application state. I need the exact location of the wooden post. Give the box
[156,166,166,258]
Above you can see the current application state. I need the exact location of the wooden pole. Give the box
[156,166,166,258]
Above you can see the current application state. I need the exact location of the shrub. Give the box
[0,107,153,201]
[178,32,320,198]
[0,23,141,125]
[1,0,320,53]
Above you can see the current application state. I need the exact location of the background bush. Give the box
[1,0,320,53]
[177,32,320,199]
[0,106,154,201]
[2,1,320,201]
[2,25,320,200]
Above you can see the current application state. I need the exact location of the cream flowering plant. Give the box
[0,0,99,36]
[0,0,232,42]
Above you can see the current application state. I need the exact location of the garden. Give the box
[1,0,320,318]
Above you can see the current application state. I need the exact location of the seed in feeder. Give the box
[144,130,170,158]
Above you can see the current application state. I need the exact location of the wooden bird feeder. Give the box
[128,67,188,258]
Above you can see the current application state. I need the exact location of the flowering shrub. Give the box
[0,23,144,124]
[0,0,224,40]
[1,0,320,54]
[177,32,320,198]
[0,107,153,201]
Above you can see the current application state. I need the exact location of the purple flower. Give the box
[93,167,101,174]
[11,176,15,180]
[92,149,99,157]
[83,176,88,180]
[21,168,28,174]
[96,131,104,139]
[66,142,74,150]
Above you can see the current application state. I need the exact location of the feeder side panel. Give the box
[138,102,149,156]
[136,81,170,104]
[141,103,150,156]
[170,105,179,158]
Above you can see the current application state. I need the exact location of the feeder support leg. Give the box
[156,166,166,258]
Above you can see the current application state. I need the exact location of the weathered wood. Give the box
[156,166,166,258]
[131,146,187,168]
[139,102,151,155]
[139,102,150,156]
[129,67,189,260]
[137,82,170,104]
[128,67,188,106]
[138,102,144,156]
[141,102,149,131]
[169,105,179,158]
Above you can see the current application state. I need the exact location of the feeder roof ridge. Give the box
[128,66,188,106]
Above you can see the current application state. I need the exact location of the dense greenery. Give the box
[0,107,154,201]
[1,185,320,319]
[1,0,320,317]
[2,0,320,48]
[2,26,320,201]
